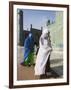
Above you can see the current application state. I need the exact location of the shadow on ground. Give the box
[17,63,63,80]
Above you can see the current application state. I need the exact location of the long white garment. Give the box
[35,29,52,75]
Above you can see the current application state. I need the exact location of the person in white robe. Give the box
[34,27,52,77]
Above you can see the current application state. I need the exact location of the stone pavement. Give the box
[17,46,63,80]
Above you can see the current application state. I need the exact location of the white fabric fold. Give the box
[35,28,52,75]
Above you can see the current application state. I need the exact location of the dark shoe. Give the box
[28,63,31,67]
[33,63,35,66]
[40,74,47,79]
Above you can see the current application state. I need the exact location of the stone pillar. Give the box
[30,24,32,30]
[19,10,24,46]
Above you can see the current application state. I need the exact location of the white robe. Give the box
[35,34,52,75]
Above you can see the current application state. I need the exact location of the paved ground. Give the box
[17,46,63,80]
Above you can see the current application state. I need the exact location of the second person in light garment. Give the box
[35,27,52,78]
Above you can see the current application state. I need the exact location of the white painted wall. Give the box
[0,0,71,90]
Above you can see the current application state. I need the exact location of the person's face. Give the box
[44,32,50,39]
[44,33,48,39]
